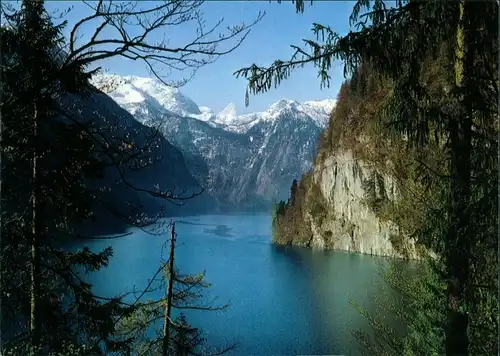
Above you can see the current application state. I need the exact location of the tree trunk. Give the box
[30,104,42,356]
[446,1,473,355]
[163,222,176,356]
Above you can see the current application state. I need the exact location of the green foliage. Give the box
[239,0,497,355]
[3,342,90,356]
[351,257,447,356]
[112,264,233,356]
[169,313,206,355]
[307,181,328,225]
[0,2,131,354]
[1,2,230,355]
[388,234,405,257]
[271,173,314,246]
[314,59,449,259]
[271,200,287,239]
[289,179,298,206]
[2,1,260,355]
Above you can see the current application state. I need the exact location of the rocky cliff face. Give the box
[302,150,419,259]
[272,65,430,260]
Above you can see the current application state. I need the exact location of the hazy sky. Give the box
[43,1,356,114]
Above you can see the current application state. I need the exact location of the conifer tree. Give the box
[235,1,498,354]
[2,1,262,354]
[289,179,298,206]
[1,1,133,353]
[110,222,235,356]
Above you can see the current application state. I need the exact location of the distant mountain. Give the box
[60,85,209,234]
[91,74,335,212]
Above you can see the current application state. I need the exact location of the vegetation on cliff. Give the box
[271,60,447,257]
[270,58,451,262]
[272,173,332,247]
[238,0,498,355]
[272,177,308,246]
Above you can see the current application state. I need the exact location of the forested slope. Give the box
[272,62,448,259]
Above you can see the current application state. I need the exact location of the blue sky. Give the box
[42,1,356,114]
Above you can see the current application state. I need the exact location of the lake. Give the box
[77,214,404,355]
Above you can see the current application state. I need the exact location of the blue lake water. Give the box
[76,214,402,355]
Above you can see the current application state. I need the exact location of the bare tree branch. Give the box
[62,0,265,87]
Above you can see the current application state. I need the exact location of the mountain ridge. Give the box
[91,73,335,131]
[65,84,210,234]
[91,73,336,211]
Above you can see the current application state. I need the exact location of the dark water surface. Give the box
[76,214,405,355]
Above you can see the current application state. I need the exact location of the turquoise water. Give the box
[77,214,401,355]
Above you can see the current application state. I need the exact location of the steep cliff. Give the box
[273,63,446,259]
[273,154,419,259]
[308,150,418,257]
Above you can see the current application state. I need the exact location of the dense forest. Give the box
[1,0,498,355]
[0,1,258,355]
[238,0,498,355]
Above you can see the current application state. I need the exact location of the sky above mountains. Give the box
[44,1,355,114]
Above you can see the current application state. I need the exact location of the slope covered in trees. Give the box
[239,0,498,354]
[271,61,445,258]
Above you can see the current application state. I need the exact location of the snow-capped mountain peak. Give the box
[214,103,238,125]
[268,98,299,113]
[222,98,335,131]
[93,73,335,132]
[196,106,215,122]
[90,72,337,211]
[90,74,201,117]
[199,106,213,114]
[298,99,336,127]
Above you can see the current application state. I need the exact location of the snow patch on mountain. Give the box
[91,74,201,117]
[93,74,336,133]
[220,98,335,133]
[269,98,299,112]
[194,106,214,122]
[214,103,238,125]
[300,99,337,127]
[90,73,336,210]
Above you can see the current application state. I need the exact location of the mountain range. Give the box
[91,74,336,212]
[61,86,207,234]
